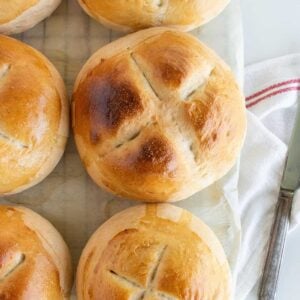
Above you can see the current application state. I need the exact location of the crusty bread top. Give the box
[0,35,69,195]
[0,205,72,299]
[73,28,246,202]
[0,0,62,35]
[0,0,38,25]
[77,204,232,300]
[78,0,230,32]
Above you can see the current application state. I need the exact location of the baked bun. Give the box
[77,204,232,300]
[73,28,246,202]
[77,0,230,32]
[0,35,69,195]
[0,0,62,35]
[0,205,72,299]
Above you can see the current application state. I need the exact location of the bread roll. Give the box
[73,28,246,202]
[0,0,62,35]
[77,0,230,32]
[77,204,232,300]
[0,205,72,299]
[0,35,69,195]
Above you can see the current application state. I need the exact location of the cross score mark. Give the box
[109,246,176,300]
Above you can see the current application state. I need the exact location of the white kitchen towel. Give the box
[236,54,300,299]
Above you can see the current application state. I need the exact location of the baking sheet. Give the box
[0,0,244,297]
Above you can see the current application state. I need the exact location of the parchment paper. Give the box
[0,0,244,297]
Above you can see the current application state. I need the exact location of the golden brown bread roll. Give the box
[0,35,69,195]
[77,0,230,32]
[77,204,232,300]
[0,205,72,299]
[73,28,246,202]
[0,0,62,35]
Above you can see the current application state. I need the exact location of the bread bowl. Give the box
[0,35,69,195]
[77,204,232,299]
[0,205,72,299]
[73,28,246,202]
[0,0,62,35]
[77,0,230,32]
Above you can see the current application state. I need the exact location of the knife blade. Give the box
[259,102,300,300]
[281,106,300,191]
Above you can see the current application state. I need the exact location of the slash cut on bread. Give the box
[0,0,62,35]
[77,0,230,32]
[73,28,246,202]
[0,35,69,195]
[0,205,72,299]
[77,204,232,300]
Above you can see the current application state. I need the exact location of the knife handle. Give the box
[259,188,294,300]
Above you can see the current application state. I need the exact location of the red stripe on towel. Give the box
[246,86,300,108]
[246,79,300,101]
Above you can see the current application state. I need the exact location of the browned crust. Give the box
[73,28,246,202]
[77,204,232,300]
[0,0,62,35]
[77,0,230,32]
[0,205,72,299]
[0,35,69,195]
[0,0,38,24]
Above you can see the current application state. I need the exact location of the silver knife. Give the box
[259,103,300,300]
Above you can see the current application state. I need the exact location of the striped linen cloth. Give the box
[237,54,300,299]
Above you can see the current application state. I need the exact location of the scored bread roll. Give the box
[77,0,230,32]
[0,35,69,195]
[77,204,232,300]
[0,205,72,299]
[0,0,62,35]
[73,28,246,202]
